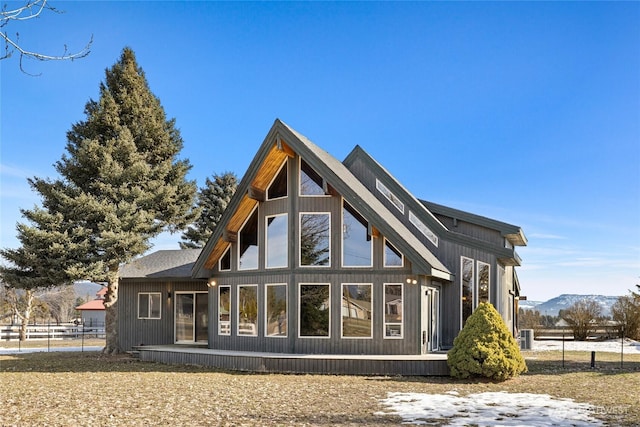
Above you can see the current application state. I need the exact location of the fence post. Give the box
[590,351,596,369]
[81,321,85,352]
[621,326,624,369]
[47,319,51,352]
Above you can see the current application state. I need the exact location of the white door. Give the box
[421,286,440,353]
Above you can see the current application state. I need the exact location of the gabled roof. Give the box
[76,299,105,311]
[343,144,526,260]
[192,119,452,280]
[120,249,202,279]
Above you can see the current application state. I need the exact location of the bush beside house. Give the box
[448,302,527,381]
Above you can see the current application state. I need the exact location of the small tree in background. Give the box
[448,302,527,381]
[560,300,602,341]
[180,172,237,249]
[612,293,640,340]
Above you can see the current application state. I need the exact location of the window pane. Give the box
[342,284,372,338]
[299,284,330,337]
[384,240,403,267]
[239,209,258,270]
[176,293,194,341]
[384,284,403,338]
[138,294,149,318]
[461,257,474,326]
[149,294,161,319]
[342,203,372,267]
[218,286,231,335]
[220,246,231,271]
[300,159,324,195]
[266,284,287,337]
[266,214,288,268]
[268,162,288,199]
[478,262,490,304]
[300,213,330,266]
[238,285,258,336]
[195,293,208,342]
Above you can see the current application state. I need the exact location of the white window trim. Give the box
[265,213,288,269]
[137,292,161,320]
[299,157,330,197]
[341,283,373,339]
[264,283,288,338]
[298,283,331,339]
[383,283,404,339]
[409,210,439,247]
[477,261,491,305]
[219,245,231,271]
[341,200,373,268]
[383,238,404,268]
[218,285,231,336]
[237,205,259,271]
[266,158,288,201]
[376,179,404,214]
[237,284,259,337]
[299,212,332,268]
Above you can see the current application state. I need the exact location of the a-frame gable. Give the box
[192,119,452,280]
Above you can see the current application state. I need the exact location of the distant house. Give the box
[75,288,106,326]
[118,119,526,374]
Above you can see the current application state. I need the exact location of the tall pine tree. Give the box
[25,47,197,353]
[180,172,237,249]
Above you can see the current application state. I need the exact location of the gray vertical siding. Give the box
[118,279,207,351]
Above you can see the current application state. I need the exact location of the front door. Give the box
[175,292,208,343]
[421,286,440,353]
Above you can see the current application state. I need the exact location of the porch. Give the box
[133,345,450,376]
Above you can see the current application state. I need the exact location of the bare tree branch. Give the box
[1,0,92,74]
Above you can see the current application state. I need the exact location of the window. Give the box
[341,284,372,338]
[299,284,330,337]
[477,261,490,304]
[300,159,325,196]
[384,239,403,267]
[409,211,438,247]
[265,284,287,337]
[219,246,231,271]
[238,208,258,270]
[238,285,258,336]
[266,214,288,268]
[267,161,288,200]
[218,286,231,335]
[342,202,372,267]
[138,292,161,319]
[300,213,331,267]
[384,284,403,338]
[461,257,474,327]
[376,179,404,213]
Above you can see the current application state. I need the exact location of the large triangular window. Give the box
[267,161,288,200]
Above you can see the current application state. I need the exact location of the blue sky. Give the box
[1,1,638,301]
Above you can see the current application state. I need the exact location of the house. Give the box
[118,119,526,374]
[75,287,106,326]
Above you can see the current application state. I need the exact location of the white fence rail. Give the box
[1,324,105,341]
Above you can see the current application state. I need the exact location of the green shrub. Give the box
[447,302,527,381]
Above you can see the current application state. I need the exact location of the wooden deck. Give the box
[134,345,450,376]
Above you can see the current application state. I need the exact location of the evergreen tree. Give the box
[21,47,197,353]
[180,172,237,249]
[448,302,527,381]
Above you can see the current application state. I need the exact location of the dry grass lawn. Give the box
[0,349,638,426]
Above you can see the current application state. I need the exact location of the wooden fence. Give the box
[1,323,105,341]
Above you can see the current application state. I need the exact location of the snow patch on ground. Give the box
[377,391,603,426]
[532,338,640,354]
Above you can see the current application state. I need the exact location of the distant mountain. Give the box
[526,294,620,318]
[518,300,544,310]
[73,281,103,300]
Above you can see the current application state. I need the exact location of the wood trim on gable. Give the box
[249,140,295,199]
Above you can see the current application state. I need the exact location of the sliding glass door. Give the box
[175,292,208,343]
